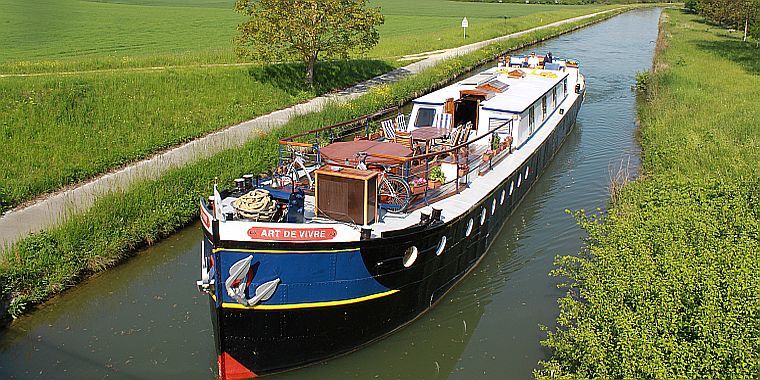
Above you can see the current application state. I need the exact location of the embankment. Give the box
[537,9,759,379]
[0,7,637,321]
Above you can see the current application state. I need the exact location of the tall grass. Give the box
[0,8,631,319]
[537,9,760,379]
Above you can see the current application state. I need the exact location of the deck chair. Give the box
[395,113,407,132]
[380,119,396,141]
[432,113,452,129]
[394,131,414,150]
[438,122,472,157]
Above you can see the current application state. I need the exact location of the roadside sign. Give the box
[462,17,468,38]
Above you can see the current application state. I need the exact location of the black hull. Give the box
[207,94,583,379]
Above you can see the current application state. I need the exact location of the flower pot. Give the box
[428,180,441,189]
[411,184,426,195]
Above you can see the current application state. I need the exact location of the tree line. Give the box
[686,0,759,42]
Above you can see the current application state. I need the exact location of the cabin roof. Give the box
[413,68,569,114]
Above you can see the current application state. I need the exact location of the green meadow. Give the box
[537,9,759,379]
[0,0,616,212]
[0,0,610,72]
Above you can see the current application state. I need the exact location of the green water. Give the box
[0,8,662,379]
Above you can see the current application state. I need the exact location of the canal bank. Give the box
[537,9,759,379]
[0,6,642,322]
[0,8,663,379]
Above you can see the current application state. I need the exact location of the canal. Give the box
[0,8,661,379]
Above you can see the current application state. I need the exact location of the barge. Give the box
[197,54,585,379]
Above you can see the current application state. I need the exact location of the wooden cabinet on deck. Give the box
[315,167,378,225]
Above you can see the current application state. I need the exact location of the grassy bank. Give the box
[537,9,759,379]
[0,0,619,214]
[0,60,394,213]
[0,8,633,320]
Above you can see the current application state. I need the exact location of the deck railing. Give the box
[277,109,514,210]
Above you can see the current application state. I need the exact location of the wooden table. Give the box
[410,127,451,154]
[319,140,412,166]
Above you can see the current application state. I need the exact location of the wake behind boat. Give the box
[197,54,585,379]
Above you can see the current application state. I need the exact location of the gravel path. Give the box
[0,9,617,247]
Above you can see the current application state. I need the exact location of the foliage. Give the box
[234,0,383,84]
[428,165,446,183]
[537,10,760,379]
[634,70,651,94]
[0,8,633,319]
[689,0,760,41]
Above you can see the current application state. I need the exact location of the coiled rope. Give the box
[233,189,276,221]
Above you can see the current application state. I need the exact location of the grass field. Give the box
[537,9,759,379]
[0,0,619,213]
[0,0,611,72]
[0,8,631,319]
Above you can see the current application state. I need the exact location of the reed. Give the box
[0,8,632,320]
[538,9,760,379]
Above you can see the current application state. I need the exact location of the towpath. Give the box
[0,8,620,247]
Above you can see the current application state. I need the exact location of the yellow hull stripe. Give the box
[220,289,399,310]
[212,248,357,254]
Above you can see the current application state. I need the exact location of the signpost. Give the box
[461,17,468,39]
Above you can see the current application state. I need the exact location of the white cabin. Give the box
[409,59,580,150]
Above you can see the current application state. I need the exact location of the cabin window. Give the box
[489,118,513,135]
[528,107,535,134]
[465,219,474,237]
[552,88,557,108]
[500,190,506,205]
[491,199,497,214]
[403,246,418,267]
[414,108,437,127]
[541,96,547,121]
[480,208,487,225]
[563,79,568,96]
[435,236,447,256]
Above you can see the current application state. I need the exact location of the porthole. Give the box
[465,219,474,237]
[525,167,530,179]
[491,199,496,214]
[517,176,522,188]
[435,236,447,256]
[480,208,487,225]
[403,246,418,267]
[500,190,506,205]
[509,181,514,195]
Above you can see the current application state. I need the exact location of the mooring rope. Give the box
[232,189,277,221]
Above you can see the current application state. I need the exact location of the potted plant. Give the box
[410,177,427,195]
[367,123,382,140]
[491,136,501,153]
[500,136,513,153]
[482,149,494,162]
[428,166,445,189]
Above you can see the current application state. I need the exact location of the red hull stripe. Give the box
[219,352,257,379]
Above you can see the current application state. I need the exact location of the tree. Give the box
[234,0,384,85]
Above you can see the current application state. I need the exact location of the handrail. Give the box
[279,106,399,144]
